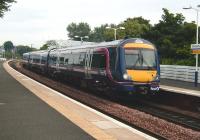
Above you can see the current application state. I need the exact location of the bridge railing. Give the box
[160,65,200,83]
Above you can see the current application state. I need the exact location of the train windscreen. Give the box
[125,48,156,70]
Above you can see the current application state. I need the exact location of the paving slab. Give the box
[160,79,200,97]
[161,79,200,91]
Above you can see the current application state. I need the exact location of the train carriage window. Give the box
[52,56,57,65]
[68,53,73,65]
[61,53,69,66]
[64,58,69,65]
[79,52,86,66]
[33,56,40,63]
[59,57,64,65]
[49,54,57,65]
[41,56,46,64]
[41,54,47,64]
[73,53,80,66]
[91,53,106,69]
[49,55,53,65]
[41,60,46,64]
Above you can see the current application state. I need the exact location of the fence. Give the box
[0,58,6,61]
[160,65,199,83]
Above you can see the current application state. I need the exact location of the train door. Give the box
[56,50,60,71]
[85,49,93,79]
[39,54,42,70]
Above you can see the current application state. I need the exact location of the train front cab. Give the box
[118,40,160,94]
[22,53,30,68]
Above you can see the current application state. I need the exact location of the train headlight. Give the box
[153,74,160,82]
[123,73,132,80]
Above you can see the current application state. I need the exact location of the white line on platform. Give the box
[21,78,30,81]
[8,63,157,140]
[160,85,200,97]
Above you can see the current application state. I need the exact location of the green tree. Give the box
[120,17,151,38]
[3,41,14,51]
[65,9,198,66]
[39,40,57,50]
[16,45,32,57]
[40,44,49,50]
[89,24,108,42]
[67,22,91,40]
[46,40,57,46]
[0,0,16,17]
[145,8,196,65]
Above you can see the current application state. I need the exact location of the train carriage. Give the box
[23,38,160,94]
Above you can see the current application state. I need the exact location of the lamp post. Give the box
[106,26,125,40]
[183,5,200,87]
[74,35,89,45]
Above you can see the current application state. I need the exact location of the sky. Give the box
[0,0,199,48]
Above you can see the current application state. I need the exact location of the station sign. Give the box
[192,49,200,54]
[191,44,200,54]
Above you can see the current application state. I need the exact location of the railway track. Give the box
[124,98,200,131]
[92,90,200,131]
[9,60,200,140]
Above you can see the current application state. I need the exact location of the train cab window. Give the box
[108,47,117,70]
[91,53,106,69]
[125,49,156,70]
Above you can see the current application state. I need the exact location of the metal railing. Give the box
[0,58,6,61]
[160,65,200,83]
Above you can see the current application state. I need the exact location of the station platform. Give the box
[0,61,156,140]
[160,79,200,97]
[0,62,93,140]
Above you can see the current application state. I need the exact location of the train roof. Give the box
[56,38,154,52]
[29,50,48,54]
[25,38,155,55]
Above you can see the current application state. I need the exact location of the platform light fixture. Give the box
[74,36,89,44]
[106,26,125,40]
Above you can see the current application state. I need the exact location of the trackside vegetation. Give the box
[66,9,198,66]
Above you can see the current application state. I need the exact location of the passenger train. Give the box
[22,38,160,94]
